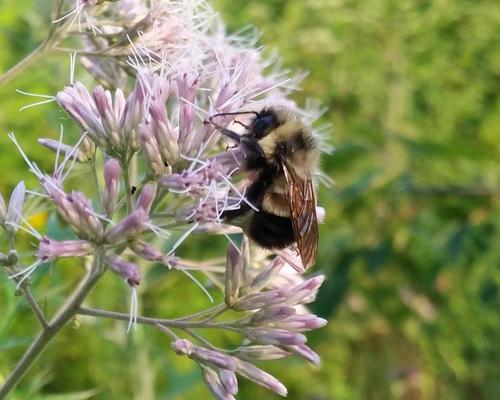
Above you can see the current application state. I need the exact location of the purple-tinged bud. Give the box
[273,314,328,332]
[106,254,141,286]
[245,328,307,346]
[284,275,326,305]
[171,338,193,355]
[233,345,290,361]
[130,241,163,262]
[225,242,242,307]
[139,121,166,177]
[286,343,321,365]
[135,183,156,214]
[172,339,237,370]
[106,208,148,243]
[235,359,287,397]
[69,191,104,239]
[160,170,205,193]
[233,289,287,311]
[93,86,121,148]
[202,367,236,400]
[0,193,6,224]
[6,181,25,232]
[149,99,179,164]
[37,238,93,262]
[250,306,296,325]
[220,369,238,396]
[176,73,198,140]
[38,138,88,163]
[57,83,106,147]
[120,75,147,152]
[103,158,121,216]
[250,257,286,290]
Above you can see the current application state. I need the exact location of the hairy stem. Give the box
[0,253,106,399]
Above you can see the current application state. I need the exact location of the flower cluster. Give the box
[1,0,329,398]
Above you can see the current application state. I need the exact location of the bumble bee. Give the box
[206,107,319,269]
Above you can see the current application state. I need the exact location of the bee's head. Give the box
[250,108,284,139]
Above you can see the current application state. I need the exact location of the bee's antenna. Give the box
[209,111,259,119]
[203,117,241,143]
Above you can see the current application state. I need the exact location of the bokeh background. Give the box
[1,0,500,399]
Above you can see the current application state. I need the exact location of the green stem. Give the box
[121,160,133,213]
[0,253,106,399]
[77,306,240,331]
[0,42,51,87]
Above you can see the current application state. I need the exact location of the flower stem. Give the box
[121,160,133,212]
[0,253,106,399]
[0,42,50,87]
[77,306,240,331]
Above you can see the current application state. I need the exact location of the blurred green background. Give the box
[1,0,500,399]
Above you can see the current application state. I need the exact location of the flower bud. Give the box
[6,181,25,233]
[38,138,88,163]
[286,343,321,365]
[219,369,238,396]
[273,314,328,332]
[233,289,287,311]
[235,359,287,397]
[250,257,286,290]
[172,339,237,371]
[244,328,307,347]
[284,275,325,305]
[37,238,94,262]
[139,121,166,177]
[135,183,156,214]
[106,208,148,243]
[233,345,289,361]
[103,158,121,216]
[106,254,141,286]
[202,367,236,400]
[249,306,296,325]
[224,242,242,307]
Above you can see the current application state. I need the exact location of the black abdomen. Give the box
[248,211,295,249]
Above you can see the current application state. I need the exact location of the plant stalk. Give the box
[0,254,105,399]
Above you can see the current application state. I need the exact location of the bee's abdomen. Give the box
[248,211,295,249]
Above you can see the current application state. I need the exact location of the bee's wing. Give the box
[281,160,318,270]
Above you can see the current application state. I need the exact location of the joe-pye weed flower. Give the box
[0,1,330,398]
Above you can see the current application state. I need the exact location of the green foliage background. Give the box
[1,0,500,399]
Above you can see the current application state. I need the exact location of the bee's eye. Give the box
[252,114,278,139]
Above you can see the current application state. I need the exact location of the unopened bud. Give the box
[219,369,238,396]
[106,208,148,243]
[106,254,141,286]
[233,289,287,311]
[235,359,287,397]
[38,138,88,163]
[245,328,306,347]
[37,238,94,262]
[135,183,156,214]
[202,367,236,400]
[250,306,296,325]
[6,181,25,233]
[285,343,321,365]
[225,242,242,307]
[103,158,121,216]
[172,339,237,371]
